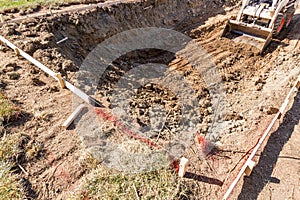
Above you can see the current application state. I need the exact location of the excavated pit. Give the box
[46,0,232,176]
[1,0,300,199]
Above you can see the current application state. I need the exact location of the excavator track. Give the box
[272,12,286,36]
[285,6,296,27]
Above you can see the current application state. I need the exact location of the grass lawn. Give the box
[0,0,82,10]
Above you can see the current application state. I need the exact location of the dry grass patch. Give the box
[0,93,24,199]
[0,161,23,199]
[0,0,108,10]
[72,165,189,199]
[0,92,19,127]
[0,133,25,200]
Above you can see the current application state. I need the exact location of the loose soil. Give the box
[0,0,299,199]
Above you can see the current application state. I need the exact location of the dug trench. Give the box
[0,0,300,199]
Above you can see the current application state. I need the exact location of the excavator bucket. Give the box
[221,20,273,53]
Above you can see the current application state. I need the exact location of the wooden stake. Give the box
[0,14,4,23]
[178,157,189,177]
[49,6,53,16]
[55,73,65,88]
[14,48,20,56]
[62,104,86,129]
[244,160,256,176]
[296,77,300,89]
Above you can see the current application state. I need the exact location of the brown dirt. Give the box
[0,0,299,199]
